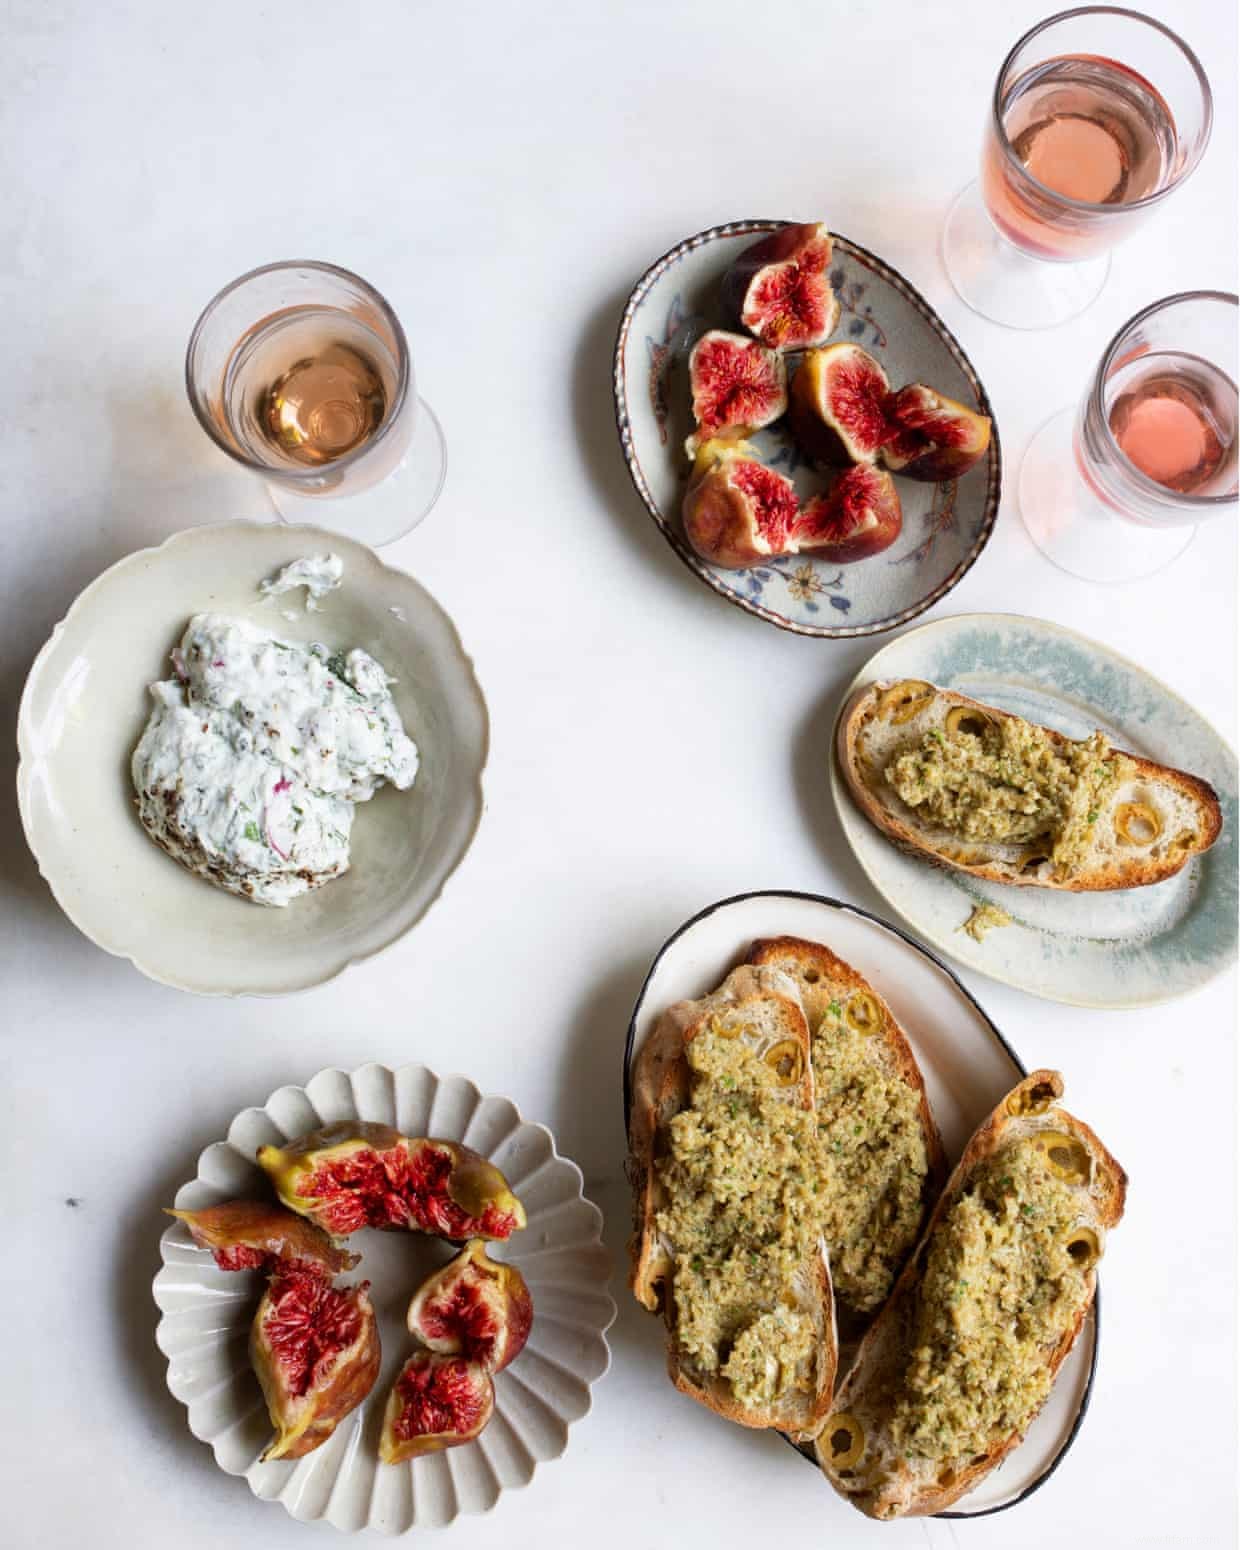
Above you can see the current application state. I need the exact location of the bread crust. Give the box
[746,935,948,1198]
[627,965,837,1438]
[837,681,1222,892]
[817,1069,1127,1518]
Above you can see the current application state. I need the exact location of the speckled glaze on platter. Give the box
[831,613,1239,1007]
[612,220,1001,637]
[153,1062,614,1535]
[622,891,1098,1519]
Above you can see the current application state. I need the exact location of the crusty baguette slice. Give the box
[628,965,836,1438]
[837,680,1222,891]
[817,1069,1126,1519]
[746,936,947,1326]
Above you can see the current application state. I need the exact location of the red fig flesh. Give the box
[379,1351,495,1463]
[250,1269,380,1461]
[787,343,893,467]
[686,330,787,457]
[797,465,903,562]
[257,1122,526,1242]
[682,439,800,568]
[722,222,841,351]
[880,384,992,481]
[407,1239,533,1374]
[165,1200,359,1277]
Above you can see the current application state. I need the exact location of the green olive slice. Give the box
[1006,1080,1058,1118]
[845,992,881,1035]
[823,1413,865,1471]
[763,1039,804,1086]
[877,680,934,725]
[1115,801,1163,846]
[1033,1131,1091,1183]
[1065,1225,1101,1269]
[945,705,994,739]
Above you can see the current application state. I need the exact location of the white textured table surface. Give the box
[1,2,1236,1547]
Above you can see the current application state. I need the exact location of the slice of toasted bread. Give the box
[817,1070,1126,1519]
[746,937,946,1329]
[628,965,836,1438]
[838,680,1221,891]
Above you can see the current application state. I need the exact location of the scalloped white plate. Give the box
[153,1062,614,1534]
[16,522,488,995]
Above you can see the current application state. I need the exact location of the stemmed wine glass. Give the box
[942,8,1213,331]
[187,261,446,547]
[1019,290,1238,581]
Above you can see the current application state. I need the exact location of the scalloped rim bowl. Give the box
[153,1062,615,1534]
[16,522,488,996]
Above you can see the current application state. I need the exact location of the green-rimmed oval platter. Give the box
[830,613,1238,1007]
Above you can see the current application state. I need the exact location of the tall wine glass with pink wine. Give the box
[1019,291,1237,581]
[942,8,1212,330]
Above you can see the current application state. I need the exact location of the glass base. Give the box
[268,396,447,547]
[1018,407,1195,582]
[942,181,1112,330]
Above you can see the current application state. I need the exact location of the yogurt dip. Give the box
[260,553,344,611]
[132,612,418,906]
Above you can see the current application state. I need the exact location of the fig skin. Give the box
[880,384,992,481]
[685,329,787,458]
[721,222,841,352]
[797,465,903,562]
[407,1239,533,1374]
[256,1122,526,1242]
[787,343,893,467]
[164,1200,359,1276]
[379,1351,495,1464]
[250,1270,381,1461]
[682,439,800,569]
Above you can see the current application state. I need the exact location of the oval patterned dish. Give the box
[830,613,1238,1006]
[612,220,1001,637]
[623,890,1097,1520]
[16,522,488,996]
[153,1062,614,1534]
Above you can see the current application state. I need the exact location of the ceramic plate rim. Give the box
[611,218,1003,638]
[152,1059,616,1533]
[620,888,1100,1521]
[829,610,1239,1008]
[15,520,489,997]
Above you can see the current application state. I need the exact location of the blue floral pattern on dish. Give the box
[615,221,1001,639]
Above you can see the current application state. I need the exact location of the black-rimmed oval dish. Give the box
[621,889,1098,1520]
[613,222,1001,638]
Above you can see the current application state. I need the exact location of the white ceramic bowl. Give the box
[17,522,488,995]
[153,1062,614,1534]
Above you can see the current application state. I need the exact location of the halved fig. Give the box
[880,384,991,481]
[257,1122,526,1241]
[721,222,841,351]
[682,439,800,568]
[164,1200,359,1277]
[787,343,892,467]
[685,330,787,457]
[407,1239,533,1374]
[379,1351,495,1463]
[796,465,903,562]
[250,1269,380,1461]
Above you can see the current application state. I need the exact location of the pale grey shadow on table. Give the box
[572,284,727,626]
[109,1130,272,1512]
[548,953,657,1377]
[0,373,264,934]
[791,665,892,917]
